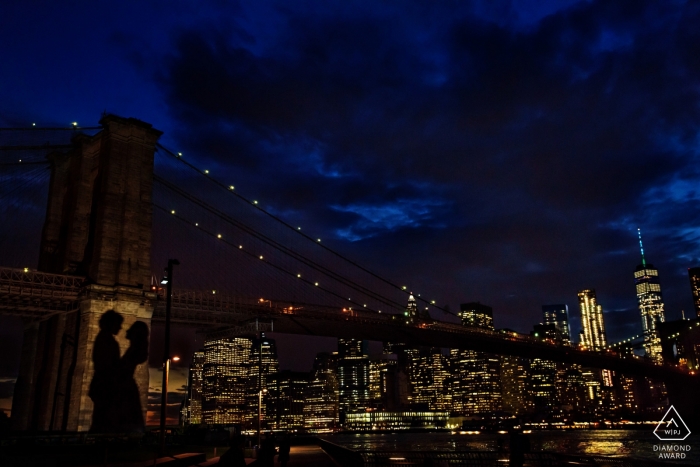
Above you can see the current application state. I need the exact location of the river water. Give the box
[324,430,700,464]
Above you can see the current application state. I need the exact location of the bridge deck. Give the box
[0,266,695,383]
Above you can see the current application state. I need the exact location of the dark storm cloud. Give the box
[148,0,700,333]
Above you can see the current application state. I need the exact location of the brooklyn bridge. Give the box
[1,115,698,433]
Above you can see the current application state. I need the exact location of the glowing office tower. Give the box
[459,302,494,328]
[530,324,559,416]
[181,350,205,425]
[304,352,339,433]
[266,371,308,430]
[542,304,571,343]
[246,336,279,427]
[369,358,383,404]
[578,289,607,351]
[428,350,452,411]
[578,289,613,395]
[369,355,399,408]
[451,349,502,415]
[381,343,412,408]
[337,339,370,419]
[499,355,533,416]
[409,348,451,411]
[451,303,501,415]
[406,293,418,323]
[249,336,279,390]
[616,374,640,414]
[634,229,666,362]
[688,267,700,318]
[201,338,252,425]
[530,358,557,415]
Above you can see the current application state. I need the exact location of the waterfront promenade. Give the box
[1,433,696,466]
[284,445,341,467]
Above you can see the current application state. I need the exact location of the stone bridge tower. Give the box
[12,115,162,432]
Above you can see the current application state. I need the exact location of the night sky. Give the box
[2,1,700,422]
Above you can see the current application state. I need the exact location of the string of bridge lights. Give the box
[156,143,454,318]
[155,203,394,314]
[607,334,642,348]
[607,322,700,349]
[153,174,407,311]
[664,321,700,340]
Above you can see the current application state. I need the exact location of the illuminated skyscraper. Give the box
[557,368,588,415]
[542,304,571,343]
[451,349,502,416]
[688,267,700,318]
[201,338,252,425]
[577,289,612,407]
[577,289,607,351]
[181,350,205,425]
[409,348,451,411]
[246,336,279,427]
[406,293,418,323]
[530,324,559,418]
[614,374,640,415]
[369,355,399,408]
[451,302,501,416]
[304,352,339,433]
[337,339,370,419]
[499,355,532,416]
[370,354,410,411]
[634,229,666,362]
[529,357,557,417]
[266,371,308,430]
[459,302,493,328]
[249,336,279,390]
[381,343,412,408]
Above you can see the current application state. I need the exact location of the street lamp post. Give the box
[159,259,179,457]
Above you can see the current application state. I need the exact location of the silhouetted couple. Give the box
[89,310,149,433]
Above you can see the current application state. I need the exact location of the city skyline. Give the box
[174,288,683,431]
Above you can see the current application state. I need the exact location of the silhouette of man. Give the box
[89,310,123,432]
[117,320,149,432]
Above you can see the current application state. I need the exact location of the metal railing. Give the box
[0,267,85,316]
[0,267,85,289]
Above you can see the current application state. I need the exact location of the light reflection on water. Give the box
[324,430,700,464]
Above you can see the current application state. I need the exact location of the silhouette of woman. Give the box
[117,320,149,432]
[89,310,124,432]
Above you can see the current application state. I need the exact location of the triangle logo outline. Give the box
[653,405,691,441]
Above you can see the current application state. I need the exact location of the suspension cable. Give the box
[156,143,455,317]
[153,174,406,312]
